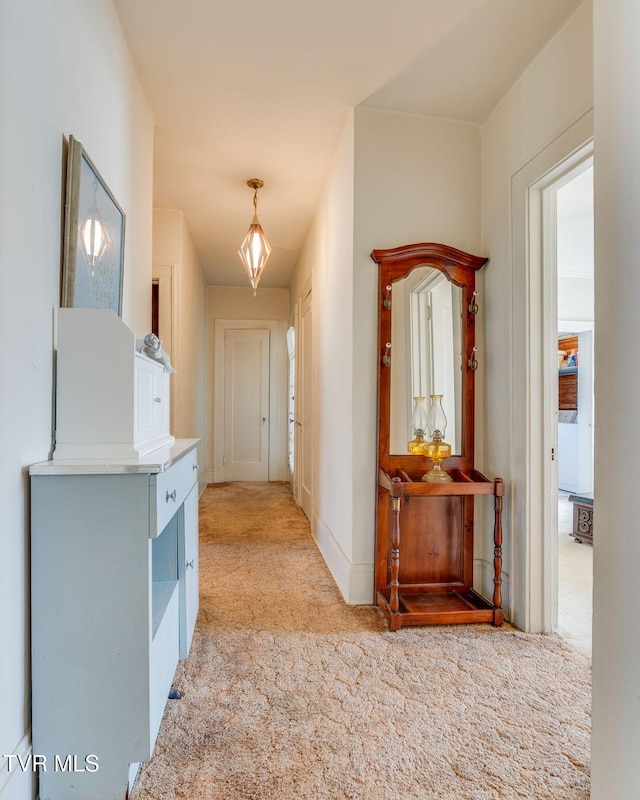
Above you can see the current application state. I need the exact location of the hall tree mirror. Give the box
[370,243,505,630]
[389,266,463,456]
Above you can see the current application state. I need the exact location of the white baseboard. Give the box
[312,514,374,605]
[277,466,289,482]
[474,558,510,620]
[1,731,34,799]
[197,468,210,496]
[203,468,289,485]
[348,562,375,605]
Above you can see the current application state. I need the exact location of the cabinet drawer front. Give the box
[150,449,198,537]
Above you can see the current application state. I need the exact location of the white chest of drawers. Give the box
[30,439,200,800]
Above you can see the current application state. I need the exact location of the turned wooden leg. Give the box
[390,495,401,613]
[493,478,504,624]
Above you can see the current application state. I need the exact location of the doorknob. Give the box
[261,417,266,424]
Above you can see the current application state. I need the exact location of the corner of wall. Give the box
[312,513,374,605]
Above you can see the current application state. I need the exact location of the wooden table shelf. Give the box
[376,469,504,631]
[377,587,498,627]
[380,467,500,495]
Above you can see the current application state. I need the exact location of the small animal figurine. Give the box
[141,332,176,373]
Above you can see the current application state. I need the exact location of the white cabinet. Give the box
[135,352,170,443]
[54,308,175,461]
[30,440,200,800]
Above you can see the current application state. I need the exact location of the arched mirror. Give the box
[389,266,464,455]
[371,243,487,477]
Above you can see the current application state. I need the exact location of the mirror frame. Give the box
[370,243,488,477]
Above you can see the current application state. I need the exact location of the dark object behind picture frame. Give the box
[61,135,126,316]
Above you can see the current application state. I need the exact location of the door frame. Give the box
[152,263,176,433]
[295,279,313,520]
[213,319,280,482]
[511,109,593,632]
[286,316,296,495]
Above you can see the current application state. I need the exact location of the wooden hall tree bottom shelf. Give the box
[377,589,504,631]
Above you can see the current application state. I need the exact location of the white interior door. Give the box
[300,290,313,520]
[223,328,270,481]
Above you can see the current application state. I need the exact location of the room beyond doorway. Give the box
[557,492,592,655]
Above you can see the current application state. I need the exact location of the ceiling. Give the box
[112,0,584,288]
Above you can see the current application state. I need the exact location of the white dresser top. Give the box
[30,439,200,476]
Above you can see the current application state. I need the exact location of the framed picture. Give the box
[61,135,126,316]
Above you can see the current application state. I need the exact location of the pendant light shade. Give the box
[238,178,272,296]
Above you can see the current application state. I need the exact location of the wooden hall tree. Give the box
[370,243,504,630]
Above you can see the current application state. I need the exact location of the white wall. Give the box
[558,275,594,326]
[480,0,593,621]
[153,209,208,488]
[592,0,640,796]
[557,166,594,327]
[0,1,154,797]
[288,113,358,598]
[353,108,482,255]
[353,108,482,598]
[206,286,290,485]
[290,108,482,603]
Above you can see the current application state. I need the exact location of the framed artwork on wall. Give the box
[61,135,126,316]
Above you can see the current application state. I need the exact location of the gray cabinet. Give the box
[30,440,199,800]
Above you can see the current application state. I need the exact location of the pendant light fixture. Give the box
[238,178,272,296]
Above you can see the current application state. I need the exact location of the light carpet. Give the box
[131,482,591,800]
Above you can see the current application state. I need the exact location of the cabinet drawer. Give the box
[150,449,198,537]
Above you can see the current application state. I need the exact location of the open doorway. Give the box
[555,164,594,655]
[510,111,592,635]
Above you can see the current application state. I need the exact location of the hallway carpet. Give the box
[131,482,590,800]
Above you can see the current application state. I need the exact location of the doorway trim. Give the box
[152,263,176,433]
[298,282,313,521]
[213,318,281,483]
[510,109,593,633]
